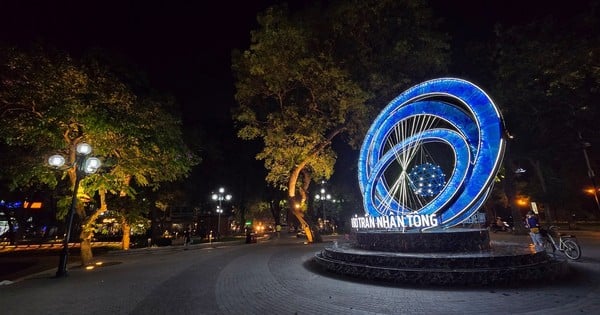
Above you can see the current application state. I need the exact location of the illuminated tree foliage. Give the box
[0,46,197,261]
[232,0,449,242]
[233,5,366,242]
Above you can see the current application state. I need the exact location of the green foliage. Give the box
[0,46,84,189]
[244,199,272,222]
[233,1,449,198]
[233,4,368,192]
[0,45,198,223]
[107,193,151,229]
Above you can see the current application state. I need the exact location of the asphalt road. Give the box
[1,232,599,315]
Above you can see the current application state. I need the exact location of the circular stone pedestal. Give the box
[314,229,568,286]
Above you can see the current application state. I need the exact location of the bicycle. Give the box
[541,225,582,260]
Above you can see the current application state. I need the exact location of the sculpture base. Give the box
[315,229,569,286]
[354,228,490,252]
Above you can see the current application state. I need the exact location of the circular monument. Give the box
[315,78,568,285]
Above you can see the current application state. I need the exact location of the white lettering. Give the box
[383,216,390,228]
[421,214,431,226]
[350,214,439,230]
[406,215,414,226]
[368,216,375,228]
[413,215,422,227]
[431,215,439,226]
[389,216,397,228]
[397,216,406,228]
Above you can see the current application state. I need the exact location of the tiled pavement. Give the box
[1,231,599,314]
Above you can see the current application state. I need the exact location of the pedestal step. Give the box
[314,243,569,286]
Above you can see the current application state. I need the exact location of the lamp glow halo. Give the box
[358,78,506,229]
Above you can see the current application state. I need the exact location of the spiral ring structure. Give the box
[358,78,505,229]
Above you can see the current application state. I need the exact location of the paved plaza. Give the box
[1,232,599,314]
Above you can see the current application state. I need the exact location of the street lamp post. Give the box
[315,182,331,232]
[48,143,101,277]
[216,205,223,239]
[211,187,231,240]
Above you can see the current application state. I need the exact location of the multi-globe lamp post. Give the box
[211,187,231,240]
[48,142,101,277]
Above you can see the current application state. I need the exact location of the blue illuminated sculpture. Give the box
[316,79,563,285]
[357,78,506,229]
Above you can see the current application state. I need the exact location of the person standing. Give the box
[183,229,191,249]
[525,211,544,250]
[7,216,15,245]
[275,224,282,238]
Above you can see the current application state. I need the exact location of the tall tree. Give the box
[232,0,449,242]
[87,91,198,251]
[492,2,600,220]
[233,5,368,242]
[0,46,197,263]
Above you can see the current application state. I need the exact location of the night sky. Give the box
[0,0,588,200]
[1,0,581,123]
[0,1,288,127]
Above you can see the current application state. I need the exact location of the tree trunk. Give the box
[78,218,94,266]
[78,190,107,265]
[79,208,103,266]
[287,167,322,243]
[290,200,322,243]
[121,219,131,250]
[283,128,344,242]
[80,237,93,266]
[118,177,132,250]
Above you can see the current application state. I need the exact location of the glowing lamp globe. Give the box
[48,155,66,168]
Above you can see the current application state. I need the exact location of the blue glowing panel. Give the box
[358,78,505,229]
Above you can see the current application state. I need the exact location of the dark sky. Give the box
[0,1,287,126]
[0,0,583,122]
[0,0,589,200]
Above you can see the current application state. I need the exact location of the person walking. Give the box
[525,211,544,251]
[183,229,192,250]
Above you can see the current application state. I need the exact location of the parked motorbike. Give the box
[489,217,513,233]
